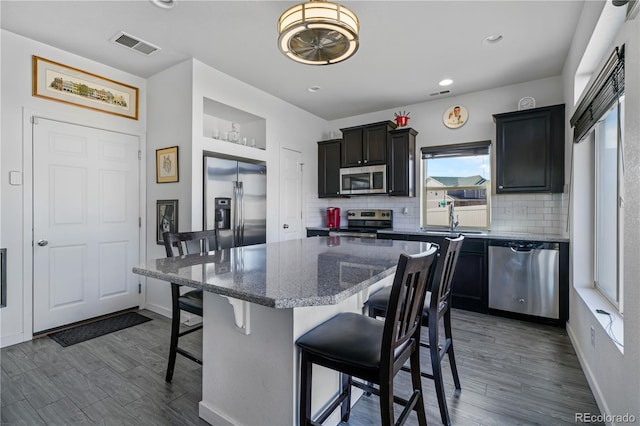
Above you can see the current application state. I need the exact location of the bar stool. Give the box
[162,230,218,382]
[366,235,464,425]
[296,248,438,426]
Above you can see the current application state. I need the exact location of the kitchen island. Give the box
[133,236,433,425]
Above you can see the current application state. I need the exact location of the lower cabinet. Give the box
[448,240,488,313]
[404,234,488,313]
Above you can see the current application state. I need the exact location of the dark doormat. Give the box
[49,312,152,347]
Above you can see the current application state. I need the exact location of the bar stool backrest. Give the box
[163,230,218,258]
[429,235,464,319]
[381,248,438,371]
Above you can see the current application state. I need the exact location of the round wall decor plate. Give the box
[443,105,468,129]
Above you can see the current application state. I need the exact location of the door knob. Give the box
[37,239,48,246]
[283,224,289,229]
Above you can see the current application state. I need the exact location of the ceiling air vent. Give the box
[111,31,160,56]
[429,90,451,97]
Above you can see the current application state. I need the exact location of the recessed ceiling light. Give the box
[307,86,321,93]
[439,79,453,87]
[483,34,503,44]
[151,0,176,9]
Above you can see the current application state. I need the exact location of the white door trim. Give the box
[21,108,146,341]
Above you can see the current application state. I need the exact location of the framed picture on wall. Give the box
[32,55,139,120]
[157,199,178,244]
[156,146,179,183]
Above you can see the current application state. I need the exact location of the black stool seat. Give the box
[178,289,203,314]
[297,312,384,371]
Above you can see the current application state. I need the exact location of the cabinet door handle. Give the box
[364,159,368,164]
[358,160,362,164]
[498,185,504,189]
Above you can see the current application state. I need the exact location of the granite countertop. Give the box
[307,226,569,243]
[134,237,433,309]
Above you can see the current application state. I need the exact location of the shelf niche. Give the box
[203,97,266,151]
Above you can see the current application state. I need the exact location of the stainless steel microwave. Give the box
[339,165,387,195]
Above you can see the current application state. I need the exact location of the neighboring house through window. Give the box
[421,141,491,230]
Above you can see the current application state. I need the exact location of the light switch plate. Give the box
[9,171,22,186]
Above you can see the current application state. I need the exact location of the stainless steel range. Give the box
[329,209,393,238]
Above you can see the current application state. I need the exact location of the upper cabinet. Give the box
[317,139,342,198]
[493,104,565,193]
[388,128,417,197]
[340,121,397,167]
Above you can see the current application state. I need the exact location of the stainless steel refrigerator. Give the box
[204,156,267,249]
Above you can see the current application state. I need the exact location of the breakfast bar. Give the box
[133,236,432,425]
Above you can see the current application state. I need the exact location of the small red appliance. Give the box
[326,207,341,229]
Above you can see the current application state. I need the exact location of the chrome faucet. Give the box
[449,202,459,232]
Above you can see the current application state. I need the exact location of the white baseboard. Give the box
[199,400,237,426]
[144,303,171,319]
[567,322,611,421]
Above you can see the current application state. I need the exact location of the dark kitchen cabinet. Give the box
[448,239,488,313]
[493,104,565,193]
[317,139,342,198]
[384,233,488,313]
[340,121,397,167]
[388,128,417,197]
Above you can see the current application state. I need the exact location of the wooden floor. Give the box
[0,309,601,425]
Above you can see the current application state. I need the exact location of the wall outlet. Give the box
[590,326,595,347]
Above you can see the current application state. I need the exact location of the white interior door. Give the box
[279,148,302,241]
[33,118,140,333]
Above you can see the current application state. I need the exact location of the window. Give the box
[594,99,624,311]
[421,141,491,229]
[570,45,625,312]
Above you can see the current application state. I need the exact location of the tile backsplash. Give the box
[305,192,568,236]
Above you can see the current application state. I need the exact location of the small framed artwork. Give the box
[443,105,468,129]
[157,200,179,244]
[156,146,179,183]
[32,55,139,120]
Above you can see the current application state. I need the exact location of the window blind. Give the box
[421,140,490,159]
[570,45,625,143]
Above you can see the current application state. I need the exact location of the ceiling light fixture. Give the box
[277,0,359,65]
[439,79,453,86]
[307,86,321,93]
[150,0,176,9]
[483,34,503,44]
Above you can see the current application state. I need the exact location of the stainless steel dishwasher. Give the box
[488,241,560,319]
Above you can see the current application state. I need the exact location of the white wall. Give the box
[308,76,567,235]
[143,59,325,317]
[564,2,640,420]
[0,30,147,347]
[144,60,194,317]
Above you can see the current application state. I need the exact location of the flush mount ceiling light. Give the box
[151,0,176,9]
[439,79,453,86]
[483,34,503,44]
[277,0,359,65]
